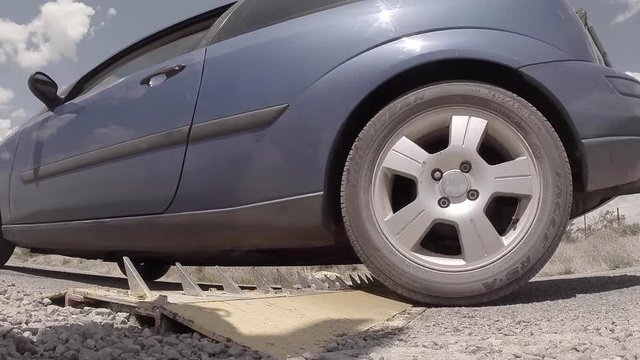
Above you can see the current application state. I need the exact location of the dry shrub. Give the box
[541,229,640,276]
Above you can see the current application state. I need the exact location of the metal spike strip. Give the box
[277,269,296,293]
[348,274,361,288]
[297,271,313,289]
[214,266,245,296]
[365,273,375,283]
[333,275,350,289]
[358,273,370,286]
[310,275,329,290]
[251,267,275,294]
[122,256,153,299]
[175,263,206,297]
[323,275,340,290]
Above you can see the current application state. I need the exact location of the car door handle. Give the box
[140,64,186,87]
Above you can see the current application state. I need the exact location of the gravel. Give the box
[0,278,269,359]
[315,269,640,359]
[2,266,640,359]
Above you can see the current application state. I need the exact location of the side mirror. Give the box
[28,72,62,111]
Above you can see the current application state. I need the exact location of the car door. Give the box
[9,20,215,224]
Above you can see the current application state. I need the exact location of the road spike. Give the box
[297,271,313,289]
[358,273,370,286]
[214,266,245,296]
[324,275,340,290]
[175,263,206,297]
[277,269,296,292]
[310,275,329,290]
[122,256,153,299]
[333,275,350,289]
[365,273,375,283]
[348,274,361,288]
[252,268,275,294]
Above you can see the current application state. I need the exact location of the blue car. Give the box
[1,0,639,305]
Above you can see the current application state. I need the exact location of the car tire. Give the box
[117,259,171,282]
[0,235,15,267]
[341,82,572,305]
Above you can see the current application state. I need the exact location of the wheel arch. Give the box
[325,59,585,223]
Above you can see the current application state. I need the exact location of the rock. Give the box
[201,342,224,354]
[0,325,13,337]
[15,336,37,355]
[165,348,181,359]
[302,352,322,359]
[63,349,80,360]
[326,342,339,352]
[55,344,67,356]
[41,298,52,306]
[141,328,153,338]
[228,344,244,356]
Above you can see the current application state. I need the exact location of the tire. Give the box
[341,82,572,305]
[0,234,15,267]
[117,259,171,282]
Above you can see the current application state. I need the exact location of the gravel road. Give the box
[1,265,640,359]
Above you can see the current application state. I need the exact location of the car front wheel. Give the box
[341,82,572,305]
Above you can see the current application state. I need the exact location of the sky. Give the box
[0,0,639,138]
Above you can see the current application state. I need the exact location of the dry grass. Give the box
[540,229,640,276]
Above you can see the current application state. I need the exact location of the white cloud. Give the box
[0,86,14,107]
[0,119,14,139]
[106,8,117,19]
[612,0,640,24]
[627,72,640,81]
[0,0,100,69]
[10,108,28,119]
[89,7,117,39]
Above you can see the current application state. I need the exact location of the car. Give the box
[1,0,639,305]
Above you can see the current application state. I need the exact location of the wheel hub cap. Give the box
[440,170,469,198]
[372,110,541,272]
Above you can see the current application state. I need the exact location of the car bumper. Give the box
[520,61,640,192]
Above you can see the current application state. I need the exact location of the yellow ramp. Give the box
[162,290,411,358]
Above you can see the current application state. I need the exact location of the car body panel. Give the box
[9,49,206,224]
[520,61,640,191]
[170,29,575,212]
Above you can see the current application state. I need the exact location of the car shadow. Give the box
[486,273,640,306]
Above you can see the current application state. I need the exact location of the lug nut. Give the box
[467,189,479,201]
[431,169,443,181]
[460,161,472,173]
[438,197,451,208]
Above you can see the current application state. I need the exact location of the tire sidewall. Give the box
[343,82,572,302]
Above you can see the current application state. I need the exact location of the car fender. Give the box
[280,29,575,195]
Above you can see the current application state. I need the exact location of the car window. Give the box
[81,29,209,95]
[214,0,361,43]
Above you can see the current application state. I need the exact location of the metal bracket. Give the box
[297,271,314,289]
[252,267,275,294]
[214,266,245,296]
[348,274,361,288]
[277,269,296,293]
[310,275,329,290]
[358,274,370,287]
[175,263,206,297]
[122,256,153,299]
[324,275,340,290]
[333,275,350,290]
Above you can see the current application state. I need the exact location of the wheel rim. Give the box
[371,107,542,272]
